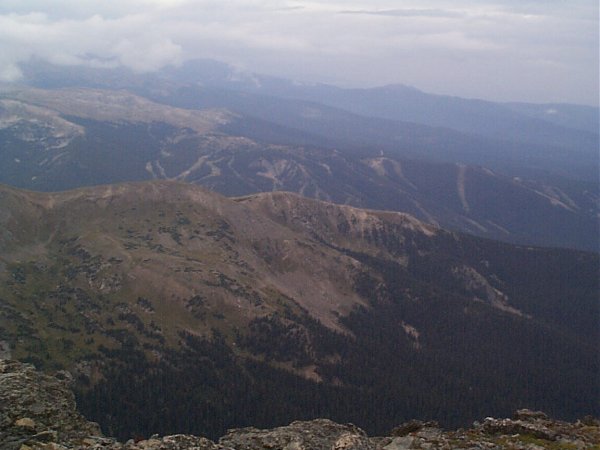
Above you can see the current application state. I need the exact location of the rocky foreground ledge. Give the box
[1,360,599,450]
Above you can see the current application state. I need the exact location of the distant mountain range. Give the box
[0,181,597,439]
[1,80,597,251]
[19,58,600,181]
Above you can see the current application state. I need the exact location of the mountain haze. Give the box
[17,59,599,181]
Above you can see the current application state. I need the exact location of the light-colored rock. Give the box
[332,432,373,450]
[380,436,415,450]
[122,434,220,450]
[220,419,372,450]
[15,418,36,429]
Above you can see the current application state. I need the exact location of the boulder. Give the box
[480,417,557,441]
[219,419,373,450]
[122,434,222,450]
[513,409,549,422]
[390,420,440,438]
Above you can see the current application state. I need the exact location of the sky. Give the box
[0,0,598,105]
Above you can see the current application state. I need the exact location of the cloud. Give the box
[0,0,596,104]
[0,11,183,78]
[339,8,465,18]
[0,62,21,82]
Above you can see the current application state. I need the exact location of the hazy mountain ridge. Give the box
[25,58,597,138]
[7,87,234,133]
[18,59,599,181]
[256,81,600,147]
[1,87,597,251]
[0,181,597,439]
[155,83,598,182]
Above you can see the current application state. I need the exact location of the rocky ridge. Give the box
[2,360,598,450]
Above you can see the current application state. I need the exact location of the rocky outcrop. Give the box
[219,419,373,450]
[0,360,102,450]
[1,360,599,449]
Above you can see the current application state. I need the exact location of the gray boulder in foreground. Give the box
[1,359,599,449]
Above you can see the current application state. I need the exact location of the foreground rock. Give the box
[1,360,598,449]
[219,419,373,450]
[376,412,600,449]
[0,360,102,450]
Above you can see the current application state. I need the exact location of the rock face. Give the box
[1,359,599,449]
[0,360,101,449]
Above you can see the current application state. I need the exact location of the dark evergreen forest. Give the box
[76,235,600,441]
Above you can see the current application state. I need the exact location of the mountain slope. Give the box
[1,88,597,251]
[0,181,597,439]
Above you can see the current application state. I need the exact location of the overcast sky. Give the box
[0,0,598,105]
